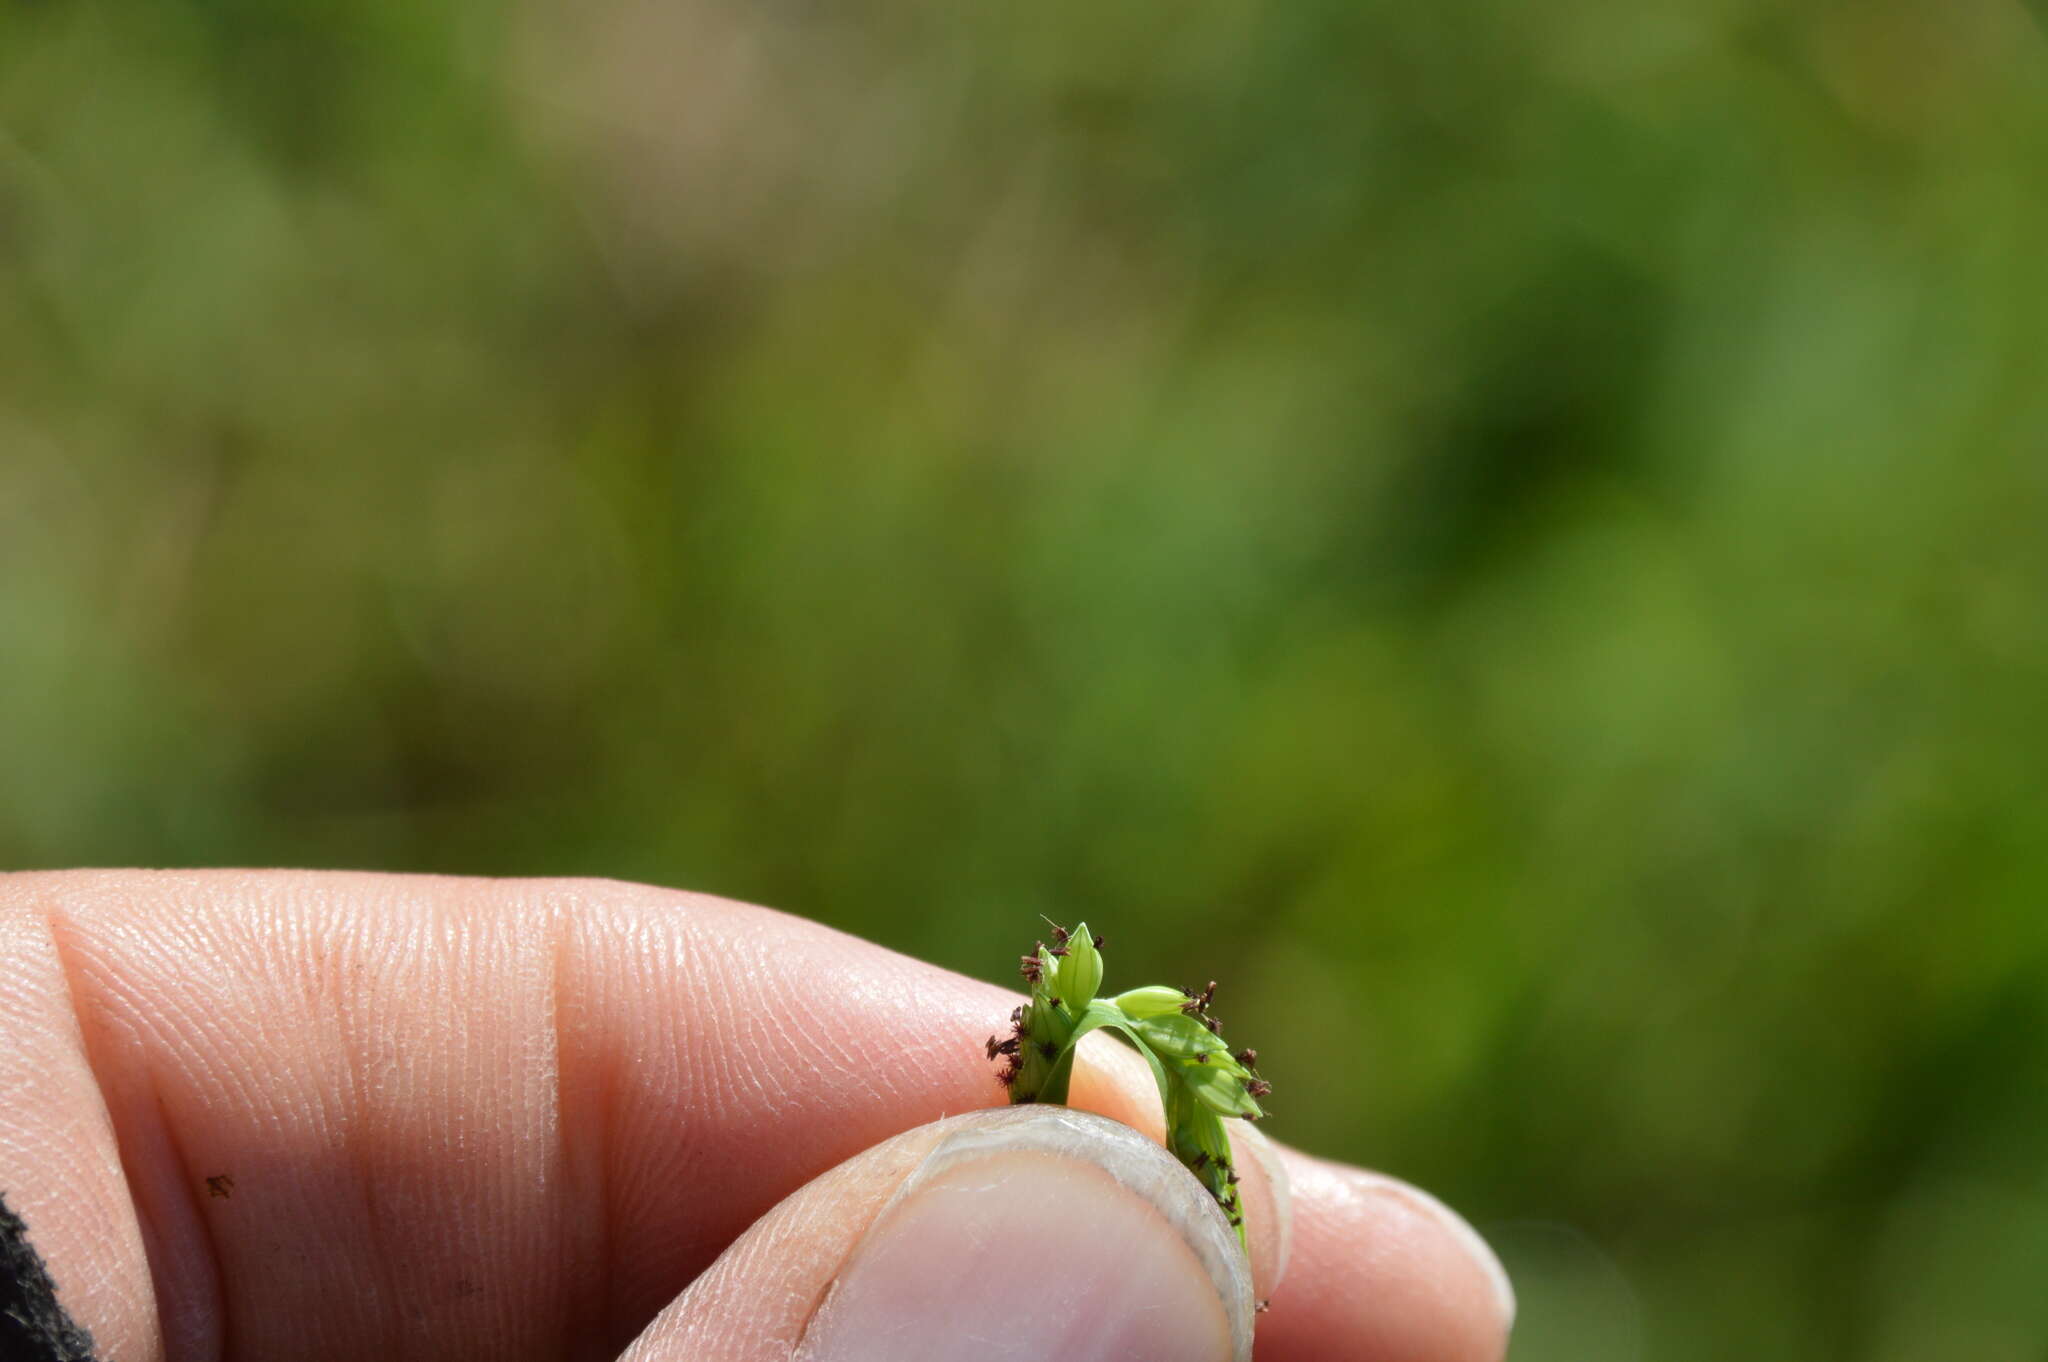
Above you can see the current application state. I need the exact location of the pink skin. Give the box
[0,869,1511,1362]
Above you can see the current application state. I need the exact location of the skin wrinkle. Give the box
[698,942,852,1237]
[605,898,794,1326]
[468,906,521,1341]
[582,901,628,1353]
[546,895,606,1361]
[655,909,727,1287]
[333,896,403,1356]
[43,899,224,1362]
[420,889,568,1354]
[593,893,732,1335]
[554,889,622,1361]
[304,914,383,1356]
[594,913,658,1333]
[736,918,879,1113]
[303,891,413,1349]
[711,948,774,1121]
[2,900,153,1362]
[151,1081,229,1362]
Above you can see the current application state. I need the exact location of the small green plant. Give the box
[990,921,1271,1246]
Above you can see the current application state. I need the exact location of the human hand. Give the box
[0,870,1513,1361]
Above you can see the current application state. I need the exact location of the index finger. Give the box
[0,869,1510,1361]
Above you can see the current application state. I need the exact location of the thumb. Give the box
[619,1106,1289,1362]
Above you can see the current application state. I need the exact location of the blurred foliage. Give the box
[5,0,2048,1357]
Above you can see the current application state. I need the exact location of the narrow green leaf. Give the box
[1037,1042,1078,1105]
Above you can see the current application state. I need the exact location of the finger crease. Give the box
[45,905,228,1362]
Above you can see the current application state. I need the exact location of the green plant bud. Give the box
[1132,1011,1230,1062]
[1183,1059,1264,1119]
[1056,921,1104,1012]
[1111,985,1189,1019]
[1037,945,1063,1002]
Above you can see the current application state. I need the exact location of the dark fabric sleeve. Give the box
[0,1190,99,1362]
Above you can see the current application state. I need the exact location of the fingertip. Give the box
[1368,1171,1515,1331]
[1258,1153,1513,1362]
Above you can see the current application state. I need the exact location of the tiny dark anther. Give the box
[1246,1079,1273,1098]
[1236,1049,1258,1068]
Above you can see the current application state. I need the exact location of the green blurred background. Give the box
[5,1,2048,1356]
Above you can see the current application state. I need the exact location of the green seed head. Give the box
[993,921,1271,1248]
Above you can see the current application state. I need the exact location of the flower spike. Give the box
[993,920,1270,1249]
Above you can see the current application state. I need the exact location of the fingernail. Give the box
[1366,1174,1517,1329]
[794,1107,1255,1362]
